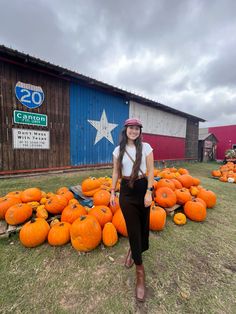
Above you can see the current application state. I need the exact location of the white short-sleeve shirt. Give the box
[113,142,153,176]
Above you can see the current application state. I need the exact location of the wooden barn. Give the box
[0,45,205,175]
[198,129,218,162]
[200,125,236,161]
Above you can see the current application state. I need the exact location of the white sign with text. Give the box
[12,128,50,149]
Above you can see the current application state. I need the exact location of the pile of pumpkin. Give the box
[151,167,216,227]
[211,162,236,183]
[0,167,216,252]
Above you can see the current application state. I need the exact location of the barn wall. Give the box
[130,101,186,137]
[209,125,236,160]
[130,101,187,160]
[142,133,185,160]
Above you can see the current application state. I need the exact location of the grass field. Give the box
[0,162,235,314]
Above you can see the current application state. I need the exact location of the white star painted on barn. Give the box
[88,110,118,145]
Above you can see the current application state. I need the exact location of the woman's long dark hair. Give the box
[117,126,142,188]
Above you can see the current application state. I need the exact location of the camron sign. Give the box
[13,110,47,127]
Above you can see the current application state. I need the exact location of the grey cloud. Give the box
[0,0,236,127]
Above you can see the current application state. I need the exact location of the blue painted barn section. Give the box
[70,82,129,165]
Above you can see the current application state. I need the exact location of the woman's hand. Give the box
[110,191,116,207]
[144,190,153,207]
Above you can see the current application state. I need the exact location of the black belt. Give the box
[122,174,147,180]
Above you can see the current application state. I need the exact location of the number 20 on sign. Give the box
[15,81,45,109]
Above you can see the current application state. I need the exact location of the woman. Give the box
[110,117,154,302]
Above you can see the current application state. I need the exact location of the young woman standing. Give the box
[110,118,154,302]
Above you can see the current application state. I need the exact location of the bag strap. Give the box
[125,149,145,176]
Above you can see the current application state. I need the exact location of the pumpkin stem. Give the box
[80,215,87,221]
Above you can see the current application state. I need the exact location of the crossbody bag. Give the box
[124,149,146,177]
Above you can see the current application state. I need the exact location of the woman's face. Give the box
[126,125,141,141]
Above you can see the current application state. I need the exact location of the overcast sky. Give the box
[1,0,236,127]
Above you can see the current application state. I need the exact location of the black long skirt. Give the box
[119,177,150,265]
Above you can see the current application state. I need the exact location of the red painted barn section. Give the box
[143,133,185,160]
[208,125,236,160]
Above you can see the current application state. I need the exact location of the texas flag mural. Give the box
[70,82,129,166]
[88,110,118,145]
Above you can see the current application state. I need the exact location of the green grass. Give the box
[0,163,236,314]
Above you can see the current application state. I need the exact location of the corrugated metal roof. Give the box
[199,133,211,140]
[198,132,218,141]
[0,44,205,122]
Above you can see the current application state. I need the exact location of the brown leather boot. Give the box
[136,264,145,302]
[124,248,134,268]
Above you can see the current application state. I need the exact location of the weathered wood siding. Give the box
[0,60,70,171]
[185,119,199,159]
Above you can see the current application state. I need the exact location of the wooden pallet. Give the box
[0,220,21,238]
[164,204,182,216]
[0,216,61,239]
[69,185,93,207]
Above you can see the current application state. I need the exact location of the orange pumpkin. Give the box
[61,203,87,224]
[177,174,194,188]
[40,197,47,205]
[194,197,207,208]
[0,197,22,220]
[21,188,42,203]
[27,201,40,211]
[184,200,207,222]
[156,179,175,191]
[98,176,112,187]
[57,187,74,201]
[48,222,71,246]
[192,177,201,186]
[171,179,183,189]
[175,188,192,205]
[154,187,177,208]
[112,209,128,237]
[45,195,68,214]
[178,168,189,175]
[102,222,118,247]
[36,205,48,219]
[70,215,102,252]
[56,187,69,194]
[173,213,187,225]
[197,189,217,208]
[219,175,228,182]
[153,168,160,177]
[149,204,166,231]
[88,205,113,228]
[19,218,50,248]
[189,186,199,196]
[93,190,111,206]
[69,198,79,205]
[6,191,22,199]
[162,171,176,179]
[81,177,101,197]
[5,203,33,225]
[211,170,221,177]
